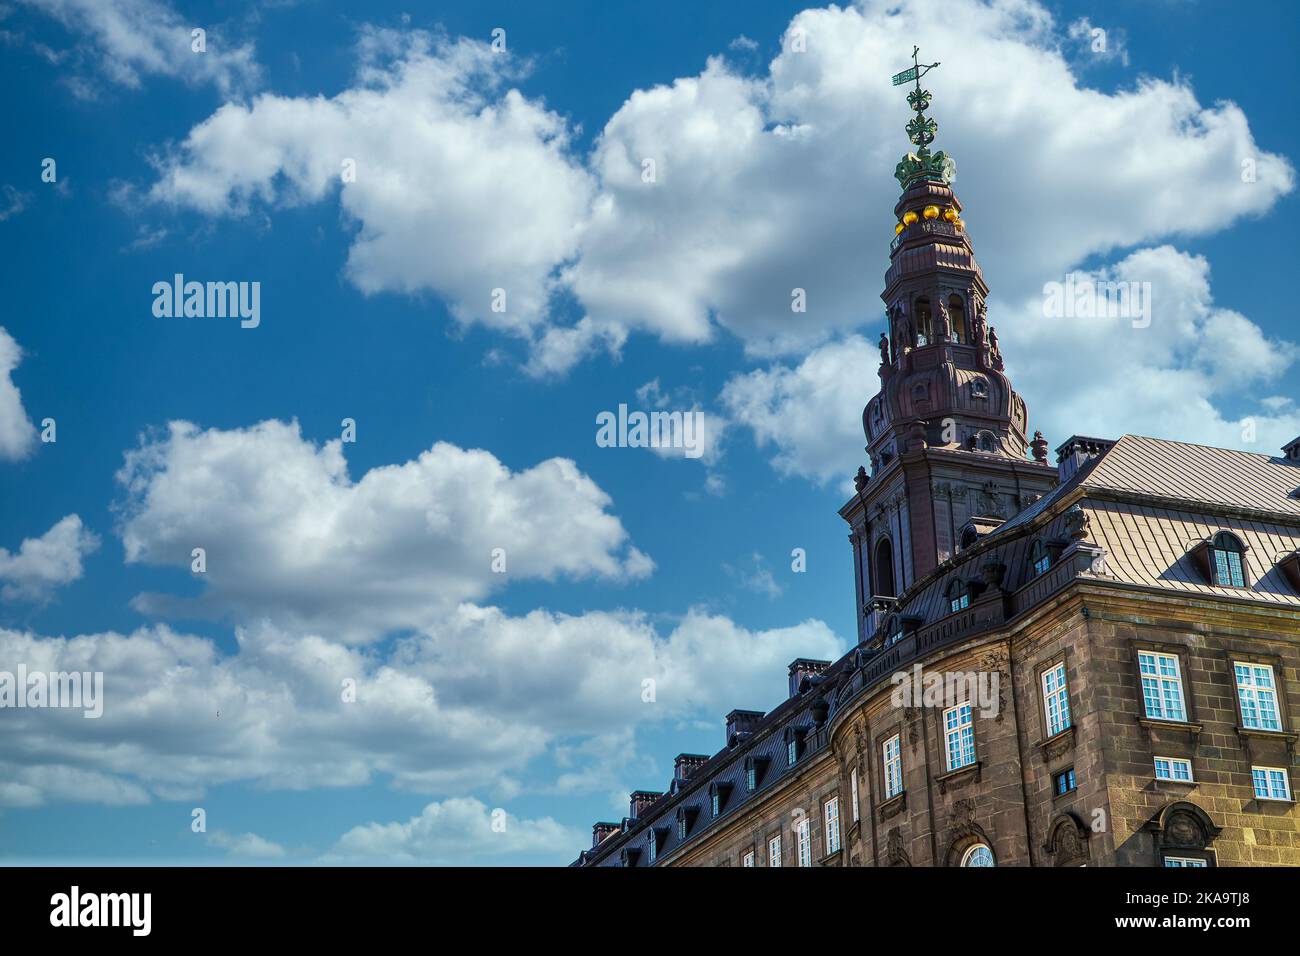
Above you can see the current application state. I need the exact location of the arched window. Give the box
[948,294,967,344]
[947,579,970,613]
[961,843,996,867]
[978,431,996,452]
[1211,532,1247,587]
[874,537,896,597]
[960,526,980,551]
[1030,539,1051,577]
[914,297,932,345]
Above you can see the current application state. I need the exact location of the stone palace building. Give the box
[572,54,1300,869]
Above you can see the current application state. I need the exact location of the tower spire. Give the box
[891,46,955,190]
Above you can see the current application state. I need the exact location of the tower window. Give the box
[914,297,932,345]
[948,294,967,343]
[873,537,896,597]
[1211,532,1247,587]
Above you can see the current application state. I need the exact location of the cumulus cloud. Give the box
[139,1,1290,375]
[0,328,37,461]
[147,28,593,341]
[563,0,1291,359]
[0,609,843,816]
[207,830,288,859]
[0,515,100,601]
[16,0,260,96]
[722,335,876,486]
[114,419,651,640]
[330,797,579,865]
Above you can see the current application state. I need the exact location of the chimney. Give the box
[725,709,765,747]
[1283,436,1300,463]
[628,790,663,820]
[788,658,832,698]
[1056,435,1115,483]
[673,753,709,786]
[592,822,620,848]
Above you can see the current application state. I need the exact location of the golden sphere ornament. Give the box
[943,207,958,222]
[902,210,919,225]
[894,222,905,235]
[923,204,940,220]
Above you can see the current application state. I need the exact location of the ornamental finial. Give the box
[891,46,956,189]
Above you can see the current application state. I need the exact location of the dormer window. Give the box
[785,727,808,766]
[977,431,996,452]
[644,827,665,863]
[744,755,769,791]
[947,579,971,613]
[675,806,698,840]
[1190,531,1249,588]
[623,846,643,867]
[709,782,733,817]
[1029,539,1051,577]
[1211,532,1247,587]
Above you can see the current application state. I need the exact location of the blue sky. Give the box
[0,0,1296,864]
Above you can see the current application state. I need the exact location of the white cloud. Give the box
[0,608,843,818]
[0,328,37,461]
[0,514,100,601]
[115,419,651,641]
[330,797,579,865]
[207,830,288,859]
[721,334,876,486]
[1001,245,1300,454]
[17,0,260,96]
[140,1,1291,376]
[563,0,1291,359]
[147,28,593,341]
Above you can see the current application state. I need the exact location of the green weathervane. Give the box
[892,46,956,189]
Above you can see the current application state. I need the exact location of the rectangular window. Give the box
[1235,662,1282,731]
[677,817,687,840]
[788,738,798,766]
[850,767,860,822]
[795,818,812,867]
[1252,766,1292,801]
[1164,857,1207,868]
[1041,662,1071,737]
[647,834,657,864]
[1138,651,1187,722]
[883,734,903,798]
[711,792,720,817]
[1053,767,1076,796]
[1154,756,1194,782]
[824,797,841,855]
[943,704,976,771]
[950,592,970,613]
[1214,548,1246,588]
[742,849,755,868]
[768,834,782,868]
[746,764,757,791]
